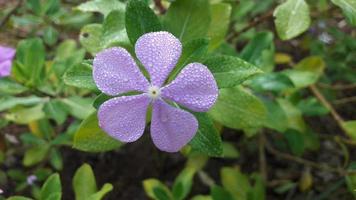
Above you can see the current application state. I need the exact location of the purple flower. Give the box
[93,31,218,152]
[0,46,16,77]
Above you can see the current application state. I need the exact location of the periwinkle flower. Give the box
[93,31,218,152]
[0,46,16,77]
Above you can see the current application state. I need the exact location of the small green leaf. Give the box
[274,0,311,40]
[43,100,68,125]
[204,55,262,88]
[207,3,232,50]
[163,0,211,42]
[342,121,356,140]
[43,26,59,46]
[40,173,62,200]
[49,148,63,171]
[211,186,234,200]
[13,38,45,86]
[209,87,267,129]
[262,99,289,132]
[23,144,50,166]
[5,104,46,124]
[61,96,95,119]
[172,167,196,200]
[73,112,122,152]
[0,78,27,95]
[189,113,223,157]
[221,167,250,200]
[79,24,103,55]
[125,0,162,44]
[222,142,240,159]
[88,183,113,200]
[249,73,295,93]
[0,96,45,112]
[73,164,97,200]
[143,179,173,200]
[240,32,274,72]
[277,99,306,132]
[284,129,305,156]
[346,162,356,197]
[331,0,356,26]
[102,10,131,50]
[76,0,125,17]
[63,62,98,90]
[284,56,325,88]
[7,196,33,200]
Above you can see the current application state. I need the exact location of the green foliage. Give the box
[331,0,356,26]
[274,0,311,40]
[73,112,122,152]
[40,173,62,200]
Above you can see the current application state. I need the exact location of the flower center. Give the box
[147,86,161,100]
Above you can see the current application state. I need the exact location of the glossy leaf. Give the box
[274,0,311,40]
[208,3,232,50]
[76,0,125,16]
[209,87,267,129]
[189,113,223,157]
[73,164,97,200]
[163,0,211,42]
[143,179,173,200]
[102,10,131,50]
[0,78,27,95]
[73,112,122,152]
[204,55,262,88]
[221,167,250,200]
[125,0,162,44]
[331,0,356,26]
[40,173,62,200]
[79,24,103,55]
[63,62,98,90]
[61,96,95,119]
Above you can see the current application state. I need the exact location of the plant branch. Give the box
[309,85,347,135]
[264,135,353,176]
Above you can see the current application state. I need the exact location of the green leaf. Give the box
[73,112,122,152]
[284,56,325,88]
[61,96,95,119]
[63,62,98,90]
[5,104,46,124]
[262,99,289,132]
[168,38,210,82]
[273,0,311,40]
[346,162,356,197]
[297,97,329,116]
[88,183,113,200]
[240,32,274,72]
[13,38,45,86]
[73,164,97,200]
[163,0,211,42]
[248,73,295,93]
[189,113,223,157]
[23,144,50,166]
[79,24,103,55]
[102,10,131,49]
[204,55,262,88]
[172,167,196,200]
[284,129,305,156]
[40,173,62,200]
[43,26,59,46]
[342,121,356,140]
[143,179,173,200]
[247,174,265,200]
[331,0,356,26]
[125,0,162,44]
[221,167,250,200]
[222,142,240,159]
[49,148,63,170]
[211,186,234,200]
[208,87,267,129]
[43,100,68,125]
[207,3,232,50]
[277,99,306,132]
[76,0,125,17]
[0,96,45,112]
[0,78,27,95]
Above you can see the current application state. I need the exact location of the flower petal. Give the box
[161,63,218,112]
[93,47,149,96]
[98,94,150,142]
[135,31,182,87]
[0,46,15,62]
[151,99,198,152]
[0,60,12,77]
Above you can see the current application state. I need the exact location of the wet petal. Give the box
[161,63,218,112]
[0,46,16,62]
[93,47,149,96]
[151,99,198,152]
[135,31,182,87]
[98,94,150,142]
[0,60,12,77]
